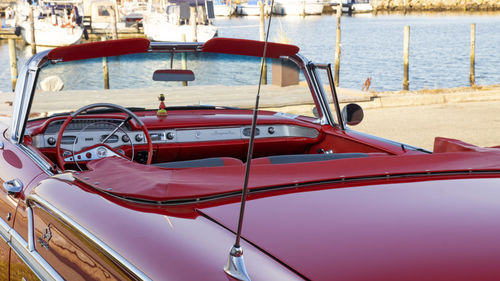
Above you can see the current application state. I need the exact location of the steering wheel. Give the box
[56,103,153,171]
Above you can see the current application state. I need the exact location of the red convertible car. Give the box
[1,38,500,281]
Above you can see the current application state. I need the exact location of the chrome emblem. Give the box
[38,224,52,249]
[97,147,107,158]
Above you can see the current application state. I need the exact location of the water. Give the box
[1,12,500,92]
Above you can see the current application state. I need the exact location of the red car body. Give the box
[1,38,500,281]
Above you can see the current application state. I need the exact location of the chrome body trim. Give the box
[27,194,152,281]
[27,206,35,251]
[0,208,63,280]
[18,144,54,176]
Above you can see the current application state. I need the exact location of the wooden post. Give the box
[181,34,188,86]
[29,6,37,55]
[8,39,18,92]
[102,37,110,89]
[190,6,198,42]
[110,5,118,40]
[260,2,267,85]
[470,23,476,86]
[403,25,410,90]
[334,4,341,86]
[302,0,306,17]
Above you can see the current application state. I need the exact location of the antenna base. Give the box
[224,246,251,281]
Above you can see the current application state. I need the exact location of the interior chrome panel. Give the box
[33,120,320,151]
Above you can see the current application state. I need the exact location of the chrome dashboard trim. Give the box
[37,124,320,149]
[27,194,153,281]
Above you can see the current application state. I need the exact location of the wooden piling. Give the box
[302,0,306,17]
[470,23,476,86]
[28,6,37,55]
[190,6,198,42]
[102,37,110,89]
[260,2,267,85]
[334,4,341,86]
[181,33,188,86]
[110,5,118,40]
[403,25,410,90]
[8,39,18,92]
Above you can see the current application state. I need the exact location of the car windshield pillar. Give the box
[313,63,344,129]
[10,51,49,144]
[307,63,336,127]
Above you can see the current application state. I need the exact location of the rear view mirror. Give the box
[342,103,364,126]
[153,70,195,82]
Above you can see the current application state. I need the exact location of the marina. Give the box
[1,5,500,93]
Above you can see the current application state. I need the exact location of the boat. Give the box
[330,0,372,13]
[235,0,271,16]
[142,0,218,42]
[16,1,85,46]
[120,1,148,26]
[213,0,235,16]
[2,5,17,28]
[272,0,326,15]
[86,0,126,30]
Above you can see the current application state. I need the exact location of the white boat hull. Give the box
[235,4,271,16]
[143,14,217,42]
[214,4,235,16]
[273,1,325,15]
[20,22,83,47]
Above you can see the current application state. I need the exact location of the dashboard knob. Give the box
[135,134,144,142]
[122,135,130,143]
[166,132,175,140]
[47,137,56,146]
[268,127,275,134]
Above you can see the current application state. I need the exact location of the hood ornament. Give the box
[223,1,275,280]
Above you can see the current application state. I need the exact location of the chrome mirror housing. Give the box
[342,103,364,126]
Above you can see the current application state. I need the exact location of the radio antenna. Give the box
[224,1,275,280]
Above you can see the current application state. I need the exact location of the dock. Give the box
[0,27,146,41]
[0,27,17,39]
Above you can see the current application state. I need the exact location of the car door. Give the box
[0,127,48,281]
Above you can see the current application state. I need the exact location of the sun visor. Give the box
[202,38,300,59]
[47,38,151,62]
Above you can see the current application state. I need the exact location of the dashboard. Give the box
[32,118,321,153]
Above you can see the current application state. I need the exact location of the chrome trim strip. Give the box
[28,194,152,281]
[27,206,35,251]
[308,63,335,126]
[18,144,54,176]
[0,210,63,280]
[0,216,10,242]
[9,226,64,281]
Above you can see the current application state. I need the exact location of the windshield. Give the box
[30,51,320,120]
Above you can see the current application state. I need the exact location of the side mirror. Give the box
[153,70,195,82]
[342,103,364,126]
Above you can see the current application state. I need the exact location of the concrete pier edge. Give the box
[1,84,500,117]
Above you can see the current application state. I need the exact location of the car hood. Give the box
[200,176,500,281]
